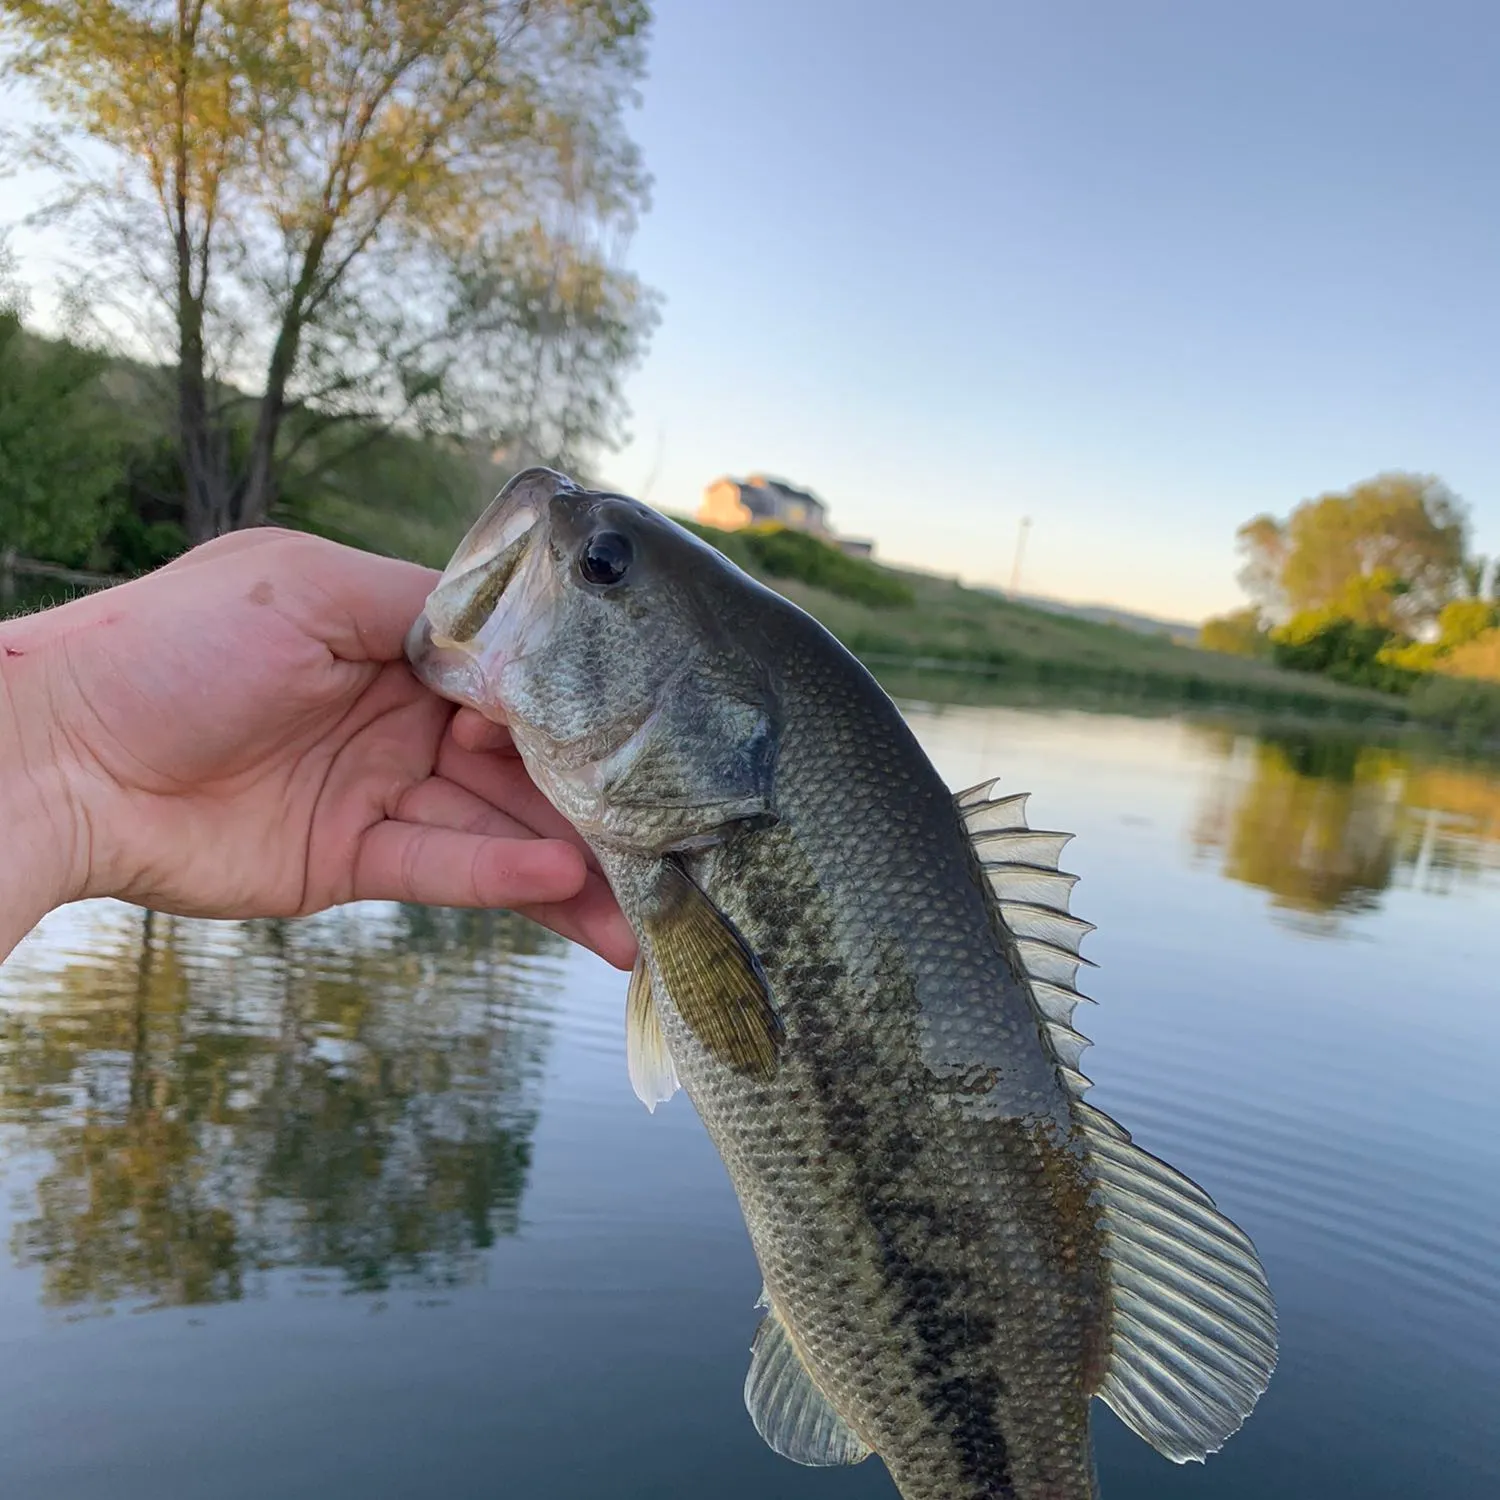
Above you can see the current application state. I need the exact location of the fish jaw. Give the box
[402,469,567,722]
[403,613,497,715]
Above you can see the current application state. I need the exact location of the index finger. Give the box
[288,541,442,663]
[170,529,444,663]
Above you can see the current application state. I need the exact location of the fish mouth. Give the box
[403,612,493,711]
[404,469,562,717]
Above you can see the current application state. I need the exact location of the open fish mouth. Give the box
[403,469,562,717]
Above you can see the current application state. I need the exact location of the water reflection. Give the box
[1190,726,1500,926]
[0,902,561,1313]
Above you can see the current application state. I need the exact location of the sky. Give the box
[4,2,1498,623]
[594,0,1500,622]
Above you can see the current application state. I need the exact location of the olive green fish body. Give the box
[408,469,1277,1500]
[600,609,1107,1499]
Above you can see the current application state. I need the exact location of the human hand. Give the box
[0,529,637,968]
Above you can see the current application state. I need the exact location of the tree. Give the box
[1190,733,1405,920]
[3,903,555,1311]
[2,0,655,543]
[1236,473,1468,632]
[456,220,660,480]
[0,246,128,562]
[1199,606,1269,659]
[1268,607,1415,693]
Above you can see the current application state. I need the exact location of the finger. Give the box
[452,707,514,752]
[270,539,440,663]
[352,824,587,909]
[517,873,639,971]
[395,776,535,842]
[436,737,590,854]
[163,528,300,573]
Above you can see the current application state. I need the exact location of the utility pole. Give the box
[1009,516,1031,596]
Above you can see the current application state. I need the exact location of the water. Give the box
[1,703,1496,1499]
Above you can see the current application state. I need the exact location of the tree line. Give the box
[1200,472,1500,694]
[0,0,658,575]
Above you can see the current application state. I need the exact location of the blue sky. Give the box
[4,3,1497,622]
[598,1,1500,621]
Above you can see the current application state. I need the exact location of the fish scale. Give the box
[596,620,1108,1500]
[407,467,1277,1500]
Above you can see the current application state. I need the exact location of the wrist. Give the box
[0,611,95,959]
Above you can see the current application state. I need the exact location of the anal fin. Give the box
[744,1300,871,1467]
[625,955,679,1111]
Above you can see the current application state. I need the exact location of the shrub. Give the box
[1269,609,1418,693]
[676,518,914,608]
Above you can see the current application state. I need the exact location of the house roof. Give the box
[743,474,826,512]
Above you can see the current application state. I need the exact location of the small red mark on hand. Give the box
[2,645,21,658]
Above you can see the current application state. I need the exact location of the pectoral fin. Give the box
[641,859,783,1080]
[625,955,680,1111]
[745,1298,871,1466]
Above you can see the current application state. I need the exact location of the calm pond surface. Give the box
[1,702,1496,1499]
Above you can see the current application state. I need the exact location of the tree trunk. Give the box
[235,314,304,531]
[177,317,232,545]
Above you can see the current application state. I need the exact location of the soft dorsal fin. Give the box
[955,778,1278,1461]
[744,1297,872,1467]
[957,778,1097,1096]
[641,858,783,1081]
[625,955,680,1111]
[1079,1101,1278,1462]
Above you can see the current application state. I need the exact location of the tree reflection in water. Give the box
[0,903,563,1312]
[1190,726,1500,926]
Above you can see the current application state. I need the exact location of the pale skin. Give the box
[0,528,638,969]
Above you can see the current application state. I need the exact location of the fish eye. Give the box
[578,530,634,588]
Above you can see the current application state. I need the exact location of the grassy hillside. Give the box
[662,518,1404,725]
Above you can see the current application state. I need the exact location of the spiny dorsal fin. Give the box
[1078,1101,1278,1463]
[625,954,680,1111]
[641,859,783,1081]
[958,778,1097,1098]
[745,1299,872,1467]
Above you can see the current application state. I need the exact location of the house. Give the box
[700,474,831,536]
[698,473,876,557]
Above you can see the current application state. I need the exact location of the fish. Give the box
[405,467,1277,1499]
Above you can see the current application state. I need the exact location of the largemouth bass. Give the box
[405,468,1276,1499]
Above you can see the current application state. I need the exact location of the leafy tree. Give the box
[0,257,127,562]
[1268,597,1417,693]
[1459,554,1492,600]
[1435,597,1500,651]
[1190,733,1405,919]
[456,221,660,480]
[1236,473,1468,632]
[2,0,656,542]
[2,904,556,1311]
[1199,606,1269,659]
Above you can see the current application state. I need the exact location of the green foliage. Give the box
[1237,473,1468,631]
[0,307,128,564]
[1436,598,1500,651]
[1199,607,1270,658]
[1269,608,1418,694]
[1356,597,1500,681]
[1377,638,1443,674]
[1428,626,1500,685]
[683,519,914,608]
[3,0,657,538]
